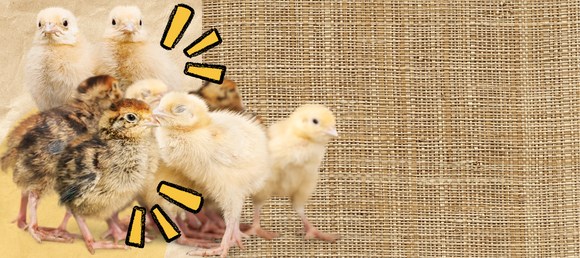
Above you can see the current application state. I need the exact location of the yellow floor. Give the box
[0,109,168,258]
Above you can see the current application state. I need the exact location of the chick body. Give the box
[26,7,95,111]
[96,6,181,92]
[153,92,269,257]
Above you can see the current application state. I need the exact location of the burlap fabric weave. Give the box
[203,1,579,257]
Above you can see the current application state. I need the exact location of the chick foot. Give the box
[11,191,28,229]
[178,213,222,239]
[25,192,74,243]
[297,214,341,242]
[188,209,225,235]
[243,209,279,240]
[175,216,220,248]
[38,210,82,240]
[75,214,128,254]
[205,208,226,229]
[188,217,247,257]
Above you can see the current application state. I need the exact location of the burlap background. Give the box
[202,1,580,257]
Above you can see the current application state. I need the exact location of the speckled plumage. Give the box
[189,79,245,112]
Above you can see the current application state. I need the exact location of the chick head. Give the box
[35,7,79,45]
[290,104,338,143]
[103,6,147,42]
[195,79,245,112]
[152,92,210,130]
[99,99,155,139]
[125,79,168,109]
[74,75,123,110]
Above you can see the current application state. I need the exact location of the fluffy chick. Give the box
[125,79,168,109]
[96,6,181,92]
[245,104,341,242]
[152,92,270,257]
[1,75,122,243]
[54,99,157,254]
[26,7,96,111]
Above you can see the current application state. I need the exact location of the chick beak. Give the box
[43,23,58,34]
[323,126,338,137]
[142,115,160,127]
[121,21,135,34]
[152,108,170,118]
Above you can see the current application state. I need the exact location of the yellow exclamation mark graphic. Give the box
[183,28,222,58]
[184,63,226,84]
[157,181,204,213]
[160,4,194,50]
[150,204,181,242]
[125,206,146,248]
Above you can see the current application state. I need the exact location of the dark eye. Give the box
[126,113,137,122]
[229,89,235,93]
[112,19,116,26]
[312,118,319,124]
[38,22,41,28]
[139,20,142,26]
[63,20,68,27]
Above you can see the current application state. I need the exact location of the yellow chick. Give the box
[26,7,95,111]
[96,6,181,92]
[124,79,168,109]
[245,104,341,242]
[151,92,270,257]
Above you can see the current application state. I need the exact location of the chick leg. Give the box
[102,212,155,243]
[74,214,128,255]
[176,214,223,239]
[205,207,226,229]
[24,192,74,243]
[297,212,341,242]
[174,215,220,248]
[187,213,249,257]
[11,191,28,229]
[111,212,128,231]
[39,210,83,240]
[191,207,225,234]
[243,204,279,239]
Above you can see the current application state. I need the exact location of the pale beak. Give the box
[158,92,167,97]
[43,23,58,34]
[323,126,338,137]
[121,21,135,34]
[141,115,160,127]
[153,108,170,118]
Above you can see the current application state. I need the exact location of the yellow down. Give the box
[185,30,219,56]
[151,207,179,240]
[185,66,224,82]
[162,6,193,48]
[158,184,202,211]
[127,208,144,246]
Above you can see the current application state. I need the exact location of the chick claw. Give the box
[297,227,341,242]
[38,226,83,240]
[24,224,74,243]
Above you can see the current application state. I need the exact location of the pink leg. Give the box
[25,192,74,243]
[186,212,201,230]
[174,215,220,248]
[187,215,248,258]
[74,214,128,254]
[243,208,279,240]
[175,215,222,240]
[297,213,341,242]
[192,208,225,235]
[111,212,128,231]
[39,210,83,239]
[11,191,28,229]
[102,213,155,243]
[205,208,226,229]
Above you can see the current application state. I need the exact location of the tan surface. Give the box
[203,0,580,257]
[0,1,201,258]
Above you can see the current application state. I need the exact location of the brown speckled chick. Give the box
[189,79,245,112]
[1,75,122,244]
[55,99,157,254]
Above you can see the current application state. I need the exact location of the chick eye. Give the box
[173,105,186,113]
[63,20,68,27]
[112,19,116,26]
[139,20,142,26]
[112,82,118,89]
[125,113,137,122]
[38,22,41,28]
[229,89,235,93]
[312,118,319,124]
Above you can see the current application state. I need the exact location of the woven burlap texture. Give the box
[202,1,580,257]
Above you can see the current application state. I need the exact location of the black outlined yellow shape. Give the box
[160,4,194,50]
[157,181,204,214]
[125,206,145,248]
[150,204,181,242]
[183,28,222,58]
[183,63,226,84]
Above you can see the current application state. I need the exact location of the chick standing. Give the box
[152,92,270,257]
[96,6,181,92]
[245,105,341,242]
[26,7,95,111]
[1,75,122,243]
[55,99,158,254]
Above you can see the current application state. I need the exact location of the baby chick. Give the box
[245,105,341,242]
[26,7,95,111]
[125,79,168,109]
[152,92,270,257]
[54,99,157,254]
[96,6,181,92]
[1,75,122,243]
[189,79,245,112]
